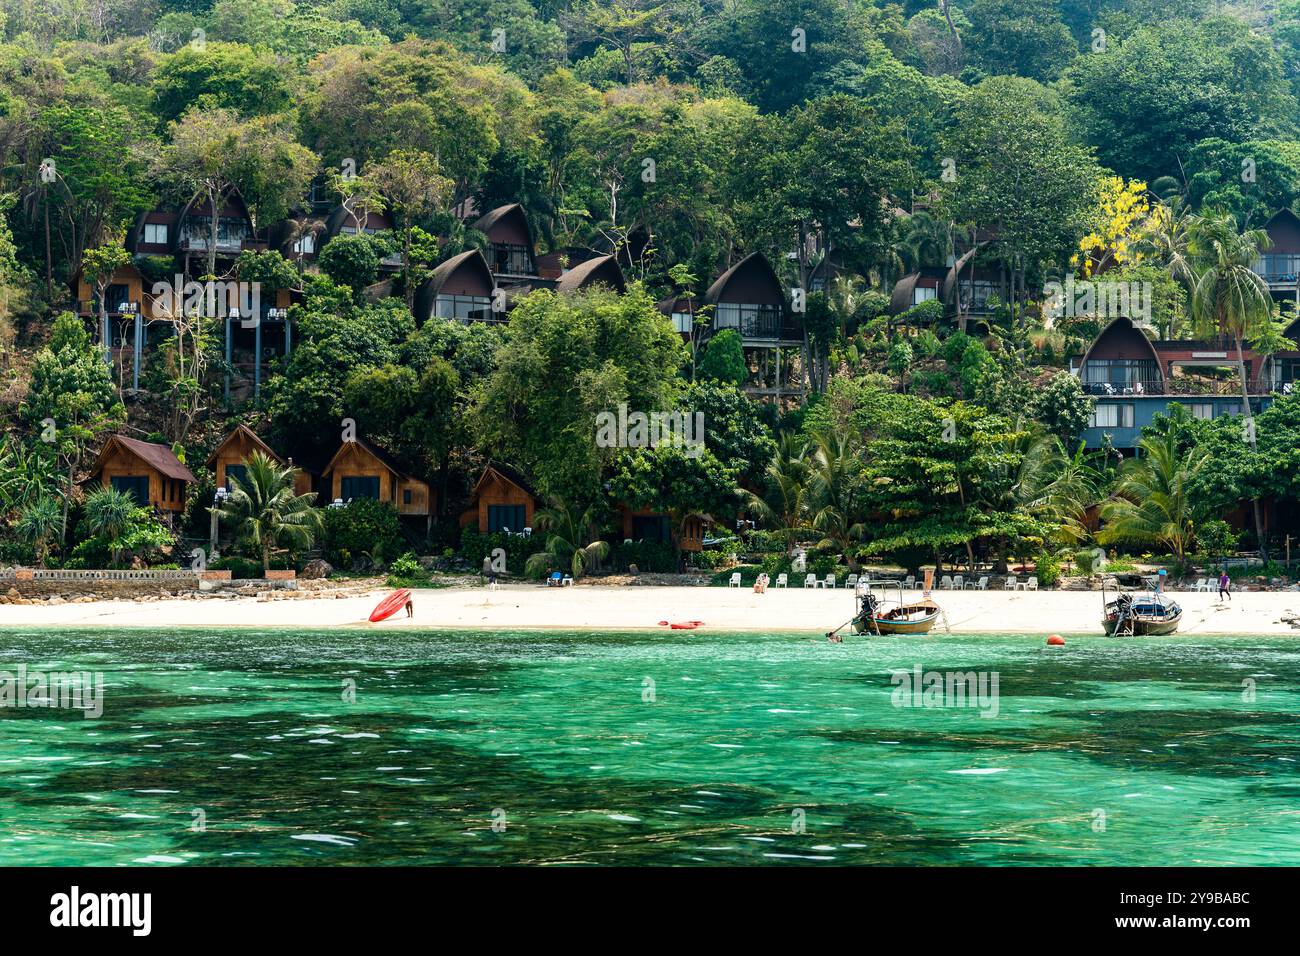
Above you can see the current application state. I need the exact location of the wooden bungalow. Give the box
[459,464,537,533]
[619,507,711,552]
[322,438,431,524]
[414,249,498,324]
[88,435,196,518]
[1254,208,1300,309]
[322,206,403,270]
[206,424,314,498]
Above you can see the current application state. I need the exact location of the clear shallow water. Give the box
[2,627,1299,866]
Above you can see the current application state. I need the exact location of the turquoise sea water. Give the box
[2,627,1299,866]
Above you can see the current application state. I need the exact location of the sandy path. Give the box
[2,584,1298,636]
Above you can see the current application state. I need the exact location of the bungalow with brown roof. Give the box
[459,464,537,533]
[554,254,626,295]
[322,438,431,526]
[206,424,314,498]
[414,249,499,324]
[88,436,196,518]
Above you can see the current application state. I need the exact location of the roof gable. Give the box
[414,249,496,322]
[205,424,283,468]
[555,254,626,294]
[92,436,196,483]
[705,252,783,306]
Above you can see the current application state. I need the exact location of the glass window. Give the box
[403,489,412,505]
[488,504,526,533]
[111,475,150,507]
[293,234,315,254]
[713,302,784,338]
[340,476,380,501]
[225,463,248,491]
[1088,403,1135,429]
[632,515,671,542]
[912,286,938,304]
[672,312,694,334]
[143,223,168,245]
[490,243,534,275]
[435,294,495,322]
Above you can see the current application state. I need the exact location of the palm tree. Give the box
[807,429,867,562]
[1188,212,1273,560]
[213,451,321,576]
[1021,437,1103,547]
[1141,197,1196,337]
[1099,432,1208,565]
[15,496,61,567]
[524,500,610,580]
[740,433,812,555]
[82,486,136,565]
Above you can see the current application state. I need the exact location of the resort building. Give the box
[88,435,195,519]
[471,204,539,281]
[322,438,432,527]
[1254,208,1300,310]
[206,424,315,499]
[459,463,537,533]
[676,252,803,399]
[618,507,710,552]
[1071,316,1298,450]
[553,254,627,294]
[414,249,499,324]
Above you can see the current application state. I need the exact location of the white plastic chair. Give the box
[970,576,988,590]
[728,572,742,587]
[1005,576,1018,590]
[1026,578,1038,591]
[845,574,858,590]
[804,573,817,588]
[776,573,788,588]
[952,575,964,590]
[823,574,837,589]
[939,575,953,590]
[902,575,915,590]
[562,574,573,587]
[1016,578,1031,591]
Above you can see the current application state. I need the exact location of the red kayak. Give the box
[369,588,412,623]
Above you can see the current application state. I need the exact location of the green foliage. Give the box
[1030,371,1095,445]
[319,498,404,571]
[458,527,546,576]
[318,233,384,296]
[214,451,322,575]
[609,539,677,573]
[470,285,685,506]
[697,329,747,385]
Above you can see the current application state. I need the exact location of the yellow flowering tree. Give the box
[1074,176,1150,277]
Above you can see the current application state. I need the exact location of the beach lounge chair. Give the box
[1005,576,1018,590]
[952,575,964,590]
[938,575,953,590]
[902,575,915,590]
[969,576,988,590]
[728,572,742,587]
[845,574,858,590]
[548,571,563,587]
[804,573,817,588]
[823,574,837,589]
[776,573,788,588]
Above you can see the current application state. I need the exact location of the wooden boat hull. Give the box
[853,605,941,635]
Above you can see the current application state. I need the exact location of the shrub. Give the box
[610,539,677,573]
[1035,554,1061,588]
[320,499,404,570]
[458,527,546,575]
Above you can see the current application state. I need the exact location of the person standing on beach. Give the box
[1218,571,1231,602]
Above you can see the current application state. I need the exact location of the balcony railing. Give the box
[1082,380,1164,397]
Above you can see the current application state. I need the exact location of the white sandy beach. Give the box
[2,583,1298,635]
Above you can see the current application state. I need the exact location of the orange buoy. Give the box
[1046,635,1065,646]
